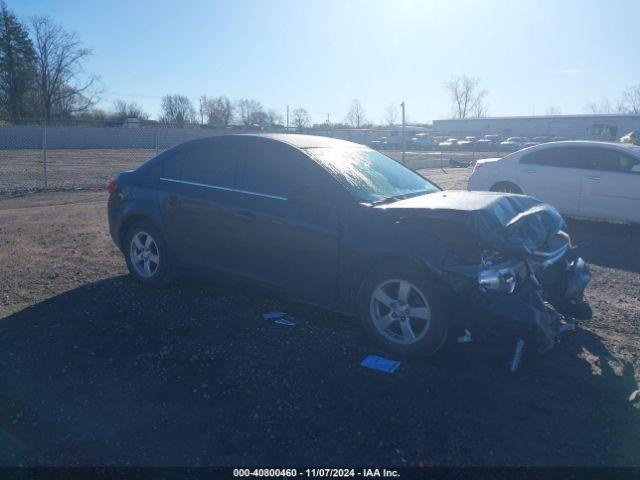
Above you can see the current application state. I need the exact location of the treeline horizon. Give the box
[1,1,639,129]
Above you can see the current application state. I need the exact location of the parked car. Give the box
[523,141,540,148]
[438,138,459,150]
[533,136,554,143]
[108,134,591,363]
[369,137,389,150]
[476,139,494,151]
[484,134,502,145]
[410,133,438,150]
[468,140,640,223]
[499,137,526,151]
[457,136,477,151]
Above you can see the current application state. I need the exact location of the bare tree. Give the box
[200,95,234,126]
[292,108,310,131]
[618,84,640,114]
[585,98,613,114]
[545,106,562,116]
[31,16,99,119]
[236,98,266,126]
[216,96,233,126]
[111,99,148,121]
[160,94,196,126]
[75,108,106,122]
[345,99,367,128]
[266,108,283,127]
[383,104,398,126]
[443,75,488,119]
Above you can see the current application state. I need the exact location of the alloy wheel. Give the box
[369,279,431,345]
[129,231,160,278]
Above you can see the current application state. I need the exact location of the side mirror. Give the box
[287,184,336,207]
[631,164,640,173]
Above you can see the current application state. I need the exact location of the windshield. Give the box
[306,147,440,203]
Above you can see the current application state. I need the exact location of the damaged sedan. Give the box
[108,134,592,368]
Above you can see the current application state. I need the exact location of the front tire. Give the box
[124,221,171,286]
[358,261,448,358]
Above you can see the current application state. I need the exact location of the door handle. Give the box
[167,194,179,206]
[523,168,536,174]
[586,175,601,181]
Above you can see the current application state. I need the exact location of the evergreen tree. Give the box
[0,1,37,118]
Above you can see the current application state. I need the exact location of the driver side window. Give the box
[236,139,324,198]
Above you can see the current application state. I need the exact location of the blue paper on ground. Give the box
[360,355,401,373]
[262,311,286,320]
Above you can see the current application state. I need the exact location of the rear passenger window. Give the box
[237,140,318,197]
[521,147,578,168]
[163,149,185,179]
[181,139,238,188]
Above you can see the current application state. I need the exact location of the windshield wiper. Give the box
[370,196,403,205]
[370,190,434,205]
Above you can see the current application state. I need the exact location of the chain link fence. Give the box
[0,120,506,195]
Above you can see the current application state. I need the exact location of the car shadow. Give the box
[1,276,639,466]
[566,218,640,273]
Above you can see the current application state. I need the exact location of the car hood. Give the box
[375,190,565,255]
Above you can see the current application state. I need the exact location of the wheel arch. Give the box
[490,180,524,194]
[349,254,442,314]
[118,214,164,251]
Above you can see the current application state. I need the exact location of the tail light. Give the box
[107,179,117,195]
[473,161,484,172]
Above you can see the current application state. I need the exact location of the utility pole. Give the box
[42,119,48,190]
[401,101,406,164]
[286,105,289,133]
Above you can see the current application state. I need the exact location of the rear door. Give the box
[515,146,582,215]
[579,146,640,222]
[233,137,342,305]
[159,137,241,271]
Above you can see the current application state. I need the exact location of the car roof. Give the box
[510,140,640,157]
[245,133,364,149]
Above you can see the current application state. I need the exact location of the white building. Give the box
[432,114,640,140]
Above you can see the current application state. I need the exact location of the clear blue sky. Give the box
[11,0,640,123]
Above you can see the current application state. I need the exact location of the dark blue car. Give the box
[108,134,591,364]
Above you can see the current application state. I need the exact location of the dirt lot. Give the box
[1,166,639,467]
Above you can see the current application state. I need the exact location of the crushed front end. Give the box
[381,190,593,368]
[436,198,592,364]
[469,235,591,354]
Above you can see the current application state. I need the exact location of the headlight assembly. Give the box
[478,265,518,294]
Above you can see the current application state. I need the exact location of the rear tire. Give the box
[490,181,522,194]
[358,261,448,358]
[124,221,171,286]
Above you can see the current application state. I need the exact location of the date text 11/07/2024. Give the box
[233,468,400,478]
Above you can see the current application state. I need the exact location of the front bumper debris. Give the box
[480,252,591,352]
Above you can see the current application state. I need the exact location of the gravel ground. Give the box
[0,167,639,467]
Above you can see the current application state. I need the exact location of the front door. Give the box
[232,137,342,305]
[579,146,640,222]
